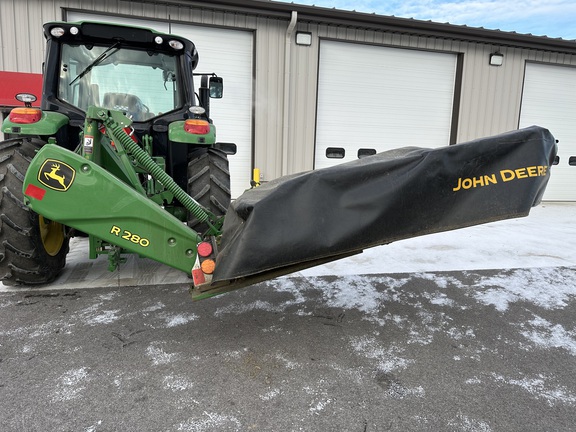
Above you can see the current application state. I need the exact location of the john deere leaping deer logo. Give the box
[38,159,75,191]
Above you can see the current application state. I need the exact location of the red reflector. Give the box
[192,268,206,285]
[25,184,46,200]
[184,119,210,135]
[197,241,213,257]
[9,107,42,124]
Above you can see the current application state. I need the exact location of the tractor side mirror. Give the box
[209,77,223,99]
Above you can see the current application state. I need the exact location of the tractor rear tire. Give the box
[0,137,69,285]
[187,147,231,234]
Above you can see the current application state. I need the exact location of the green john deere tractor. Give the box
[0,21,232,295]
[1,21,558,301]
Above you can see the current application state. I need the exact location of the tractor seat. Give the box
[102,92,147,121]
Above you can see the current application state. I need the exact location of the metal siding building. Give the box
[1,0,576,198]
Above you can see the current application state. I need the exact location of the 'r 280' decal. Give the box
[110,225,150,247]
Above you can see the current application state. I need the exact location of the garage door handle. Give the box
[326,147,345,159]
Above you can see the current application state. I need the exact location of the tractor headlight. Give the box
[189,106,206,116]
[50,27,66,38]
[168,40,184,50]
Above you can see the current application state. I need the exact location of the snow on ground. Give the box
[295,202,576,276]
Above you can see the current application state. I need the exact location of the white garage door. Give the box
[67,12,253,198]
[315,40,457,170]
[520,62,576,201]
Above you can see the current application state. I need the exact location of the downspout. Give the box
[282,11,297,176]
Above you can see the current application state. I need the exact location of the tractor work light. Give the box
[168,40,184,50]
[189,106,206,116]
[50,27,66,37]
[70,26,79,35]
[154,36,163,44]
[16,93,37,105]
[9,107,42,124]
[184,119,210,135]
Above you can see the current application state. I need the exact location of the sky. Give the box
[275,0,576,40]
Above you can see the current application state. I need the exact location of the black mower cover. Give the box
[213,126,557,286]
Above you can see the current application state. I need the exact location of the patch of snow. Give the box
[52,367,89,402]
[142,302,165,312]
[162,313,199,328]
[448,413,492,432]
[274,353,301,370]
[29,322,60,338]
[77,302,120,325]
[146,343,179,365]
[428,293,457,307]
[472,267,576,312]
[262,325,285,333]
[492,373,576,406]
[85,309,120,325]
[260,388,281,401]
[295,204,576,277]
[98,292,119,301]
[309,398,332,414]
[415,273,465,290]
[84,420,102,432]
[350,336,415,373]
[164,374,194,392]
[214,300,286,317]
[447,327,476,340]
[315,275,389,314]
[386,383,425,399]
[177,411,241,432]
[520,315,576,356]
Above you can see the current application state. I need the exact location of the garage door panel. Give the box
[520,62,576,201]
[315,40,457,170]
[67,12,253,198]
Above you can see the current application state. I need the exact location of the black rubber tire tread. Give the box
[187,147,231,234]
[0,137,69,285]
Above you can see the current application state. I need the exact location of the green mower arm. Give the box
[22,108,222,288]
[23,143,203,275]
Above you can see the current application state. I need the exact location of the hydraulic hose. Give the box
[98,111,220,234]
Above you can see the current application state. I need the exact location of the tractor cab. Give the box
[58,43,179,122]
[42,22,199,124]
[27,21,227,195]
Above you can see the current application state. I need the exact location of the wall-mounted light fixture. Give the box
[296,31,312,46]
[489,51,504,66]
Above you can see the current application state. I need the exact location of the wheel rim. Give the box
[39,215,65,256]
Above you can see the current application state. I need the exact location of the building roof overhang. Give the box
[168,0,576,54]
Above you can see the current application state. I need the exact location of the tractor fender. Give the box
[1,110,69,136]
[168,120,216,145]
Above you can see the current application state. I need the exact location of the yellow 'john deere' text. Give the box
[453,165,548,192]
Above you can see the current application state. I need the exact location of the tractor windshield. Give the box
[58,43,182,121]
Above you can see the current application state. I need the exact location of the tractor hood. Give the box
[210,126,557,291]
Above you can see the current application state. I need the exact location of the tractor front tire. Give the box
[187,147,231,234]
[0,137,69,285]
